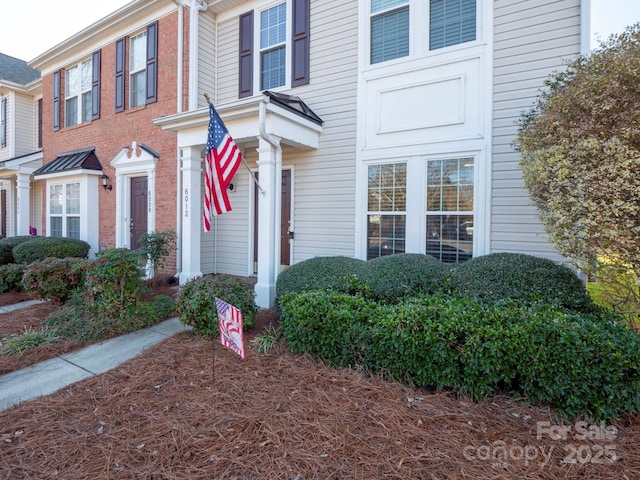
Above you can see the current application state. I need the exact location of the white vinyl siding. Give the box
[199,12,217,107]
[492,0,581,260]
[15,93,35,154]
[200,1,358,275]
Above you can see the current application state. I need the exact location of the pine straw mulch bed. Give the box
[0,280,180,375]
[0,325,638,479]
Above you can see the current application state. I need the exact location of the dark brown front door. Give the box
[253,170,292,272]
[130,177,148,250]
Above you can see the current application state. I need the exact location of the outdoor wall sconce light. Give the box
[101,174,112,191]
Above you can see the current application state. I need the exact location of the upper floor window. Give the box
[239,0,310,98]
[369,0,477,65]
[260,3,287,90]
[115,22,158,112]
[52,50,101,132]
[429,0,476,50]
[0,97,6,148]
[65,59,92,127]
[370,0,410,64]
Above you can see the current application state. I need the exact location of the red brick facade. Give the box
[41,10,189,274]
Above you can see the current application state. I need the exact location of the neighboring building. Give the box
[0,53,43,238]
[157,0,589,307]
[25,0,589,307]
[29,0,185,262]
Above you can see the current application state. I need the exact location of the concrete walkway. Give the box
[0,317,191,412]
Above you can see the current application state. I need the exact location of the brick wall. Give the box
[41,10,188,274]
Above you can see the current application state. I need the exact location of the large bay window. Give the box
[49,182,81,239]
[426,158,473,262]
[367,163,407,259]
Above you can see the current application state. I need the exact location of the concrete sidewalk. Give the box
[0,317,191,412]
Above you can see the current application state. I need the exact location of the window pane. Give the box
[50,217,63,237]
[367,163,406,213]
[82,92,92,122]
[367,214,406,260]
[65,66,79,96]
[81,60,92,92]
[260,3,286,49]
[65,97,78,127]
[130,71,146,107]
[50,185,63,215]
[430,0,476,50]
[371,5,409,64]
[371,0,408,14]
[66,183,80,214]
[130,33,147,72]
[426,158,474,263]
[261,46,286,90]
[67,217,80,240]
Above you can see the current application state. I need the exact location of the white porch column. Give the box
[255,136,280,308]
[179,146,203,284]
[16,173,30,236]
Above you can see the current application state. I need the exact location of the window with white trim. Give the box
[260,3,287,90]
[49,182,81,239]
[65,59,92,127]
[367,163,407,259]
[130,31,147,108]
[429,0,476,51]
[426,158,473,262]
[370,0,410,64]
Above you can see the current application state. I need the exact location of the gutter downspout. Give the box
[172,0,185,281]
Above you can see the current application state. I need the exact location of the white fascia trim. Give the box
[34,169,103,181]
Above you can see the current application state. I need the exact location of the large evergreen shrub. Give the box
[0,264,26,293]
[13,236,90,264]
[0,236,36,265]
[449,253,594,311]
[22,257,86,303]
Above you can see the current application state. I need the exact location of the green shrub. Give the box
[449,253,594,311]
[279,290,640,420]
[0,236,36,265]
[12,237,90,264]
[588,259,640,327]
[275,256,368,305]
[364,253,450,303]
[179,275,257,336]
[84,248,144,315]
[0,264,26,292]
[22,257,86,304]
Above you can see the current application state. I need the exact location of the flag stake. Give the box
[211,295,216,384]
[203,93,265,195]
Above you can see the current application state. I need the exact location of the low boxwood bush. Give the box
[275,256,368,304]
[0,236,36,265]
[13,237,90,264]
[279,290,640,420]
[449,252,595,312]
[364,253,450,303]
[22,257,86,303]
[179,275,257,335]
[0,263,26,292]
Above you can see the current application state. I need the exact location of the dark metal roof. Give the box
[140,144,160,158]
[33,147,102,176]
[0,53,40,85]
[264,91,323,126]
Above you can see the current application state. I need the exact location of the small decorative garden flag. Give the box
[215,297,245,359]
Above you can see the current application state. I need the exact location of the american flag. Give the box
[203,103,242,232]
[215,297,245,359]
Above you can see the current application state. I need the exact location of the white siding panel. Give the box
[199,12,217,107]
[491,0,581,261]
[14,94,34,156]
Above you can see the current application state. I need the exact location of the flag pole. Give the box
[203,93,265,195]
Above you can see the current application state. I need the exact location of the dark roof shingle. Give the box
[0,52,40,85]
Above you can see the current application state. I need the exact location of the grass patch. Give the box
[0,326,60,355]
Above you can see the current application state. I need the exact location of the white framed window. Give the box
[367,162,407,259]
[259,2,287,90]
[426,157,473,262]
[49,182,81,239]
[429,0,476,51]
[370,0,410,64]
[130,31,147,108]
[65,59,92,127]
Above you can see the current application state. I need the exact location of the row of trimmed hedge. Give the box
[275,252,595,312]
[280,290,640,421]
[0,236,90,266]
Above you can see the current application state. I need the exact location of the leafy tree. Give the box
[517,23,640,279]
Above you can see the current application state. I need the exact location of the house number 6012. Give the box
[184,188,189,217]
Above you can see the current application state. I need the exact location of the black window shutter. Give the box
[53,70,61,131]
[291,0,310,87]
[91,49,101,120]
[239,11,254,98]
[37,98,42,148]
[146,21,158,104]
[0,97,6,148]
[115,37,126,112]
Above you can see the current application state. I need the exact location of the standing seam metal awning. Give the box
[33,147,103,176]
